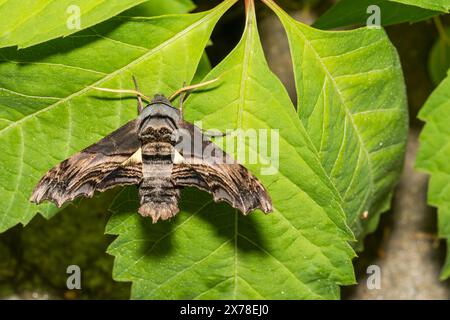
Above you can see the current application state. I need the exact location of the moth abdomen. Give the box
[138,176,180,223]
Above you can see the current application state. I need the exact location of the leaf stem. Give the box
[433,16,450,46]
[245,0,254,13]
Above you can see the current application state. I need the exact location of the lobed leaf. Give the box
[416,70,450,279]
[265,0,408,244]
[107,3,356,299]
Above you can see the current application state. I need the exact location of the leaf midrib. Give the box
[231,9,255,299]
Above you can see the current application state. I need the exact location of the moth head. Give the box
[151,94,171,105]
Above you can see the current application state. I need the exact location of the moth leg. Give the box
[132,76,144,114]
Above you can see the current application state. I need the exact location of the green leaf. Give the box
[416,70,450,280]
[0,0,191,49]
[393,0,450,12]
[428,27,450,86]
[266,0,408,244]
[123,0,195,16]
[314,0,441,29]
[0,0,237,232]
[107,5,356,300]
[192,53,212,83]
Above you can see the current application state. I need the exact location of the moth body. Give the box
[137,97,181,222]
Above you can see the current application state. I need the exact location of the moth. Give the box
[30,79,272,223]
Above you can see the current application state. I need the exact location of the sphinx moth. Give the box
[30,82,272,223]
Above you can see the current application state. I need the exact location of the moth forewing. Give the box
[30,119,142,207]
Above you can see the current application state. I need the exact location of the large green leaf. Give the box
[416,70,450,280]
[0,0,237,232]
[265,0,408,243]
[106,3,357,300]
[0,0,194,49]
[314,0,443,29]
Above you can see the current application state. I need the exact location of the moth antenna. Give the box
[132,76,144,114]
[168,77,220,101]
[179,81,187,116]
[90,86,152,104]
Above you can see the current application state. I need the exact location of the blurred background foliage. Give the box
[1,0,449,299]
[0,190,130,299]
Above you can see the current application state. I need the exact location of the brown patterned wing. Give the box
[172,122,272,215]
[30,119,142,207]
